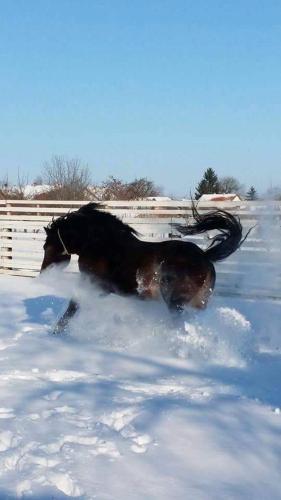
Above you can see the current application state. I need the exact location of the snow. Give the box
[0,271,281,499]
[22,184,51,198]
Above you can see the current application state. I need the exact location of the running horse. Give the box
[41,202,245,333]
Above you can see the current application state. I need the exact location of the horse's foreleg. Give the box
[53,299,79,334]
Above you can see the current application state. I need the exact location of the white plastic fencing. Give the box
[0,199,280,299]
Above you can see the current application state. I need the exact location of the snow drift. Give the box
[0,268,280,499]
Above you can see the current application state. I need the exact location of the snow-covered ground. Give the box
[0,271,281,499]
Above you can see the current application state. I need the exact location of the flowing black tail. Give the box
[175,203,249,262]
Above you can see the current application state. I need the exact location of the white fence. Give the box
[0,199,281,300]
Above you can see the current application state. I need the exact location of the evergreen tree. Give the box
[194,168,220,200]
[246,186,258,200]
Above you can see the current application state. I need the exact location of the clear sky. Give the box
[0,0,280,196]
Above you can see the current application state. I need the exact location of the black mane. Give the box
[46,202,139,243]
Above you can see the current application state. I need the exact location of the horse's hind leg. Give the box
[160,263,215,314]
[53,299,79,334]
[160,277,193,313]
[160,267,192,313]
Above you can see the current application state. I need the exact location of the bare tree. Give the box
[42,156,92,200]
[265,186,281,200]
[126,178,162,199]
[99,176,128,200]
[0,170,28,199]
[218,176,243,195]
[0,174,10,199]
[14,170,28,199]
[99,176,162,201]
[32,175,43,186]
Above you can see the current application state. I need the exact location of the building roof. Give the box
[199,193,242,202]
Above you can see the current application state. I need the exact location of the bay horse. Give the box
[41,202,245,333]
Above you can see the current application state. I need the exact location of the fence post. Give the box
[0,227,12,272]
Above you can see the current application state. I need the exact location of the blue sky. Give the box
[0,0,280,196]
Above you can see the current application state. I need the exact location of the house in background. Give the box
[198,193,242,202]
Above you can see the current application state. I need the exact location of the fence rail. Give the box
[0,199,280,300]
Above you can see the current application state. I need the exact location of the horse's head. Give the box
[40,209,91,272]
[41,223,72,272]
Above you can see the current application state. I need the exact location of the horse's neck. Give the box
[90,231,137,256]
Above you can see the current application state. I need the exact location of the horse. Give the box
[40,202,245,333]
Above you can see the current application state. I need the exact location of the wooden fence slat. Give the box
[0,199,261,207]
[0,269,38,277]
[0,206,280,218]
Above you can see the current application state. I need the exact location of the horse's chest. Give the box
[79,256,109,278]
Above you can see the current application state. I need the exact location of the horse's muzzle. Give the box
[40,249,71,273]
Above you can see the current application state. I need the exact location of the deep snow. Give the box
[0,271,281,499]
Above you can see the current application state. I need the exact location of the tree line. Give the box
[194,168,259,201]
[0,157,280,201]
[0,156,162,201]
